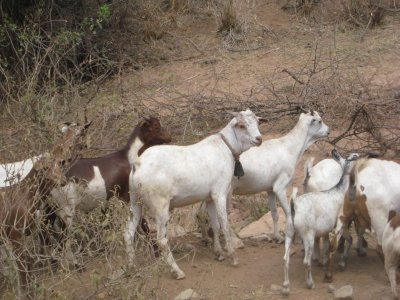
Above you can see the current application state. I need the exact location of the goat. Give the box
[347,158,400,265]
[303,155,370,268]
[126,109,263,280]
[289,150,359,292]
[382,210,400,299]
[50,117,171,266]
[0,123,79,188]
[1,155,43,187]
[0,122,90,298]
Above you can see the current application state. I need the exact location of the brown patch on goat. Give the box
[389,212,400,230]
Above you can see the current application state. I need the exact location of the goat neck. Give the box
[332,161,355,193]
[125,129,145,167]
[283,118,314,164]
[219,125,243,157]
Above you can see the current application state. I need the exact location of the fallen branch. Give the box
[282,68,305,85]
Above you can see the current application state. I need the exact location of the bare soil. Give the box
[2,1,400,299]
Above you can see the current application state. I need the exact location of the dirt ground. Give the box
[1,0,400,299]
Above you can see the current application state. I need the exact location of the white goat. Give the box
[382,210,400,299]
[303,155,370,268]
[126,109,263,280]
[303,156,344,266]
[289,150,359,291]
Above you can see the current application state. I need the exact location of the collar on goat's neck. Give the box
[219,133,240,160]
[219,133,245,179]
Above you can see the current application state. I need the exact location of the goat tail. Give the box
[303,157,315,190]
[348,157,368,201]
[290,187,298,219]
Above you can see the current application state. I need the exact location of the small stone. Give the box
[97,292,106,299]
[328,284,336,293]
[270,284,282,292]
[174,289,199,300]
[250,234,271,242]
[334,285,353,300]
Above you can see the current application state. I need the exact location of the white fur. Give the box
[304,158,343,192]
[304,157,349,265]
[289,152,358,292]
[126,109,262,279]
[353,159,400,246]
[0,155,44,187]
[51,166,108,226]
[382,216,400,298]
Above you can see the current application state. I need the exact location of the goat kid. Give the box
[287,150,359,294]
[382,210,400,299]
[303,155,370,268]
[0,122,90,299]
[126,109,262,280]
[50,117,171,267]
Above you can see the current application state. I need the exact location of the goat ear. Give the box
[310,110,315,116]
[298,106,309,114]
[143,116,152,122]
[228,111,239,118]
[331,149,341,162]
[257,116,268,123]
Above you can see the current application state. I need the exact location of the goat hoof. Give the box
[274,235,285,244]
[201,238,212,246]
[357,249,367,257]
[216,255,225,262]
[338,261,346,271]
[307,282,315,289]
[281,286,290,296]
[231,257,239,267]
[233,238,245,249]
[174,270,186,280]
[323,274,333,283]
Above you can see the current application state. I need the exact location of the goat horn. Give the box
[310,110,315,116]
[297,106,309,114]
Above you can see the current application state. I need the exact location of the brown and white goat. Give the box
[339,157,400,270]
[0,122,90,298]
[50,117,171,264]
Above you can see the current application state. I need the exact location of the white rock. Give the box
[334,285,353,300]
[238,207,286,239]
[174,289,199,300]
